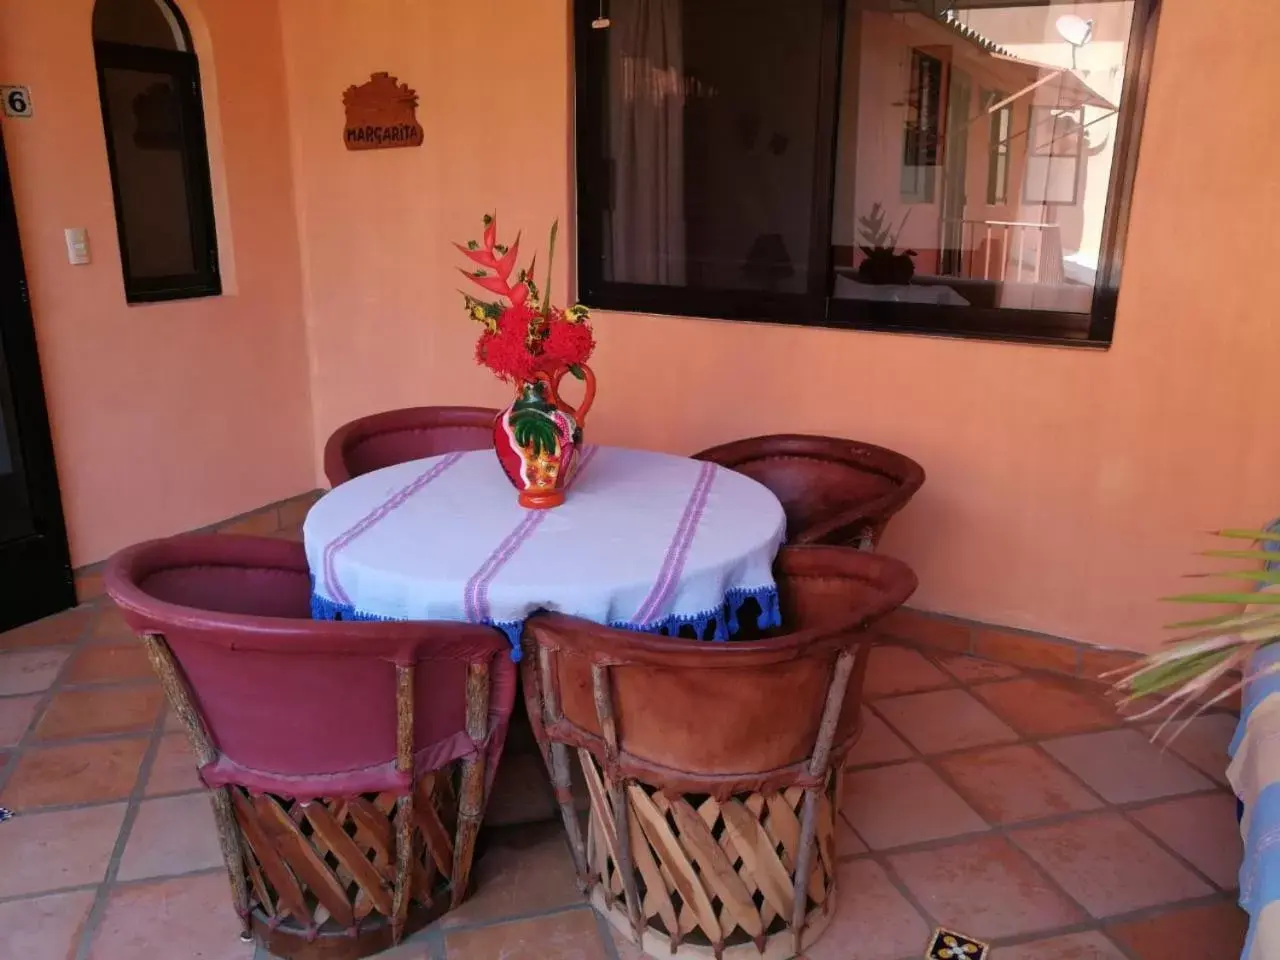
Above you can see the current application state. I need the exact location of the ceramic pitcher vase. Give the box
[493,364,596,509]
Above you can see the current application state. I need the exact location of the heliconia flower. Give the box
[457,215,594,383]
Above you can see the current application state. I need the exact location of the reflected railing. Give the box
[938,219,1064,284]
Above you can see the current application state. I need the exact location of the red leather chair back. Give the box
[693,434,925,549]
[105,534,515,798]
[324,405,498,487]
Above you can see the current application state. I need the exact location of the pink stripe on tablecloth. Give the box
[464,445,605,622]
[466,511,548,623]
[631,461,717,625]
[322,452,464,606]
[571,443,601,484]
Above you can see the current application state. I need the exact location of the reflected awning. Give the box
[987,53,1117,112]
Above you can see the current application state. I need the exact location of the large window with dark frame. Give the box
[92,0,220,304]
[574,0,1158,346]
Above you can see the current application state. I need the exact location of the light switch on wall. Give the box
[64,228,90,265]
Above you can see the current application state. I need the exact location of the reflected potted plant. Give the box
[856,202,917,286]
[1110,527,1280,736]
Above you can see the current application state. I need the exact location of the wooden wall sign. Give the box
[342,72,424,151]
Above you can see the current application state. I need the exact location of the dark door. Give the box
[0,126,75,631]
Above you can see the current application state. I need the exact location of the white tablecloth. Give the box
[304,447,787,658]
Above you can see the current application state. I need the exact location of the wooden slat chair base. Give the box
[580,750,839,960]
[233,773,462,960]
[104,536,517,960]
[522,546,918,960]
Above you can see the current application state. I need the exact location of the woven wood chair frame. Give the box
[523,641,857,960]
[144,633,495,960]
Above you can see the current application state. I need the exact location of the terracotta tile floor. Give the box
[0,600,1248,959]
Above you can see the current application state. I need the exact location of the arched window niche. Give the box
[93,0,220,303]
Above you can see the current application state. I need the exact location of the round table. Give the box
[304,446,787,656]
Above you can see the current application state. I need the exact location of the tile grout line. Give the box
[73,698,169,960]
[0,603,102,796]
[858,672,1111,945]
[1116,802,1234,895]
[847,648,1240,950]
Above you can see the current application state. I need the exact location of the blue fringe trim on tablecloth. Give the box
[610,585,782,641]
[310,584,781,663]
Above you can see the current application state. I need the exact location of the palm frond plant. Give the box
[1110,528,1280,740]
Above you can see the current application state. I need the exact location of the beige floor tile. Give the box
[145,732,204,795]
[0,889,97,960]
[1129,792,1243,889]
[1043,728,1213,804]
[0,804,126,898]
[0,693,41,746]
[440,821,585,927]
[889,835,1084,939]
[862,644,952,698]
[1105,900,1247,959]
[802,859,930,960]
[444,909,607,959]
[35,687,164,741]
[937,655,1021,684]
[1142,713,1235,786]
[117,793,224,881]
[992,931,1127,959]
[973,676,1121,738]
[0,607,94,650]
[875,689,1018,755]
[845,708,914,768]
[63,643,156,685]
[0,649,70,696]
[1,738,148,810]
[936,744,1102,824]
[86,872,253,960]
[843,761,987,850]
[1011,812,1212,918]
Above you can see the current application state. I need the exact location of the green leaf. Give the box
[482,213,493,226]
[1163,591,1280,605]
[568,364,585,381]
[1129,648,1233,697]
[1192,570,1280,585]
[543,219,559,317]
[1202,550,1280,562]
[1166,609,1280,629]
[1216,529,1280,542]
[467,240,479,250]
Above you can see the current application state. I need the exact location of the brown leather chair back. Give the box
[693,433,924,549]
[324,405,498,486]
[524,545,917,797]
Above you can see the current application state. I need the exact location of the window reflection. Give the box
[832,0,1135,315]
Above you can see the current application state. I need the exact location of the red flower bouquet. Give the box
[457,215,595,383]
[456,215,597,510]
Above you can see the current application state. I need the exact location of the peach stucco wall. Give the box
[279,0,1280,652]
[0,0,314,565]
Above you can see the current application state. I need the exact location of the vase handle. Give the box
[548,363,596,427]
